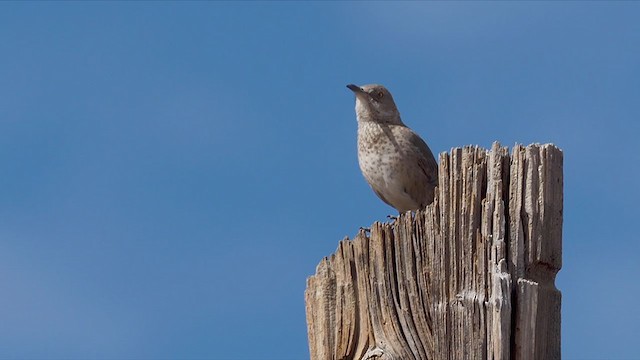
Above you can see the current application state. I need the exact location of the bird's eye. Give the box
[377,91,384,99]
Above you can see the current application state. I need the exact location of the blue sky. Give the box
[1,2,639,359]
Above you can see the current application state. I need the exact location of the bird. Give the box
[347,83,438,213]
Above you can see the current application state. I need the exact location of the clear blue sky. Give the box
[1,2,638,359]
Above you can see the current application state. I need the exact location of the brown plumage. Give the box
[347,83,438,213]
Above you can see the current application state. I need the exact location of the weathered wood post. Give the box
[305,143,562,360]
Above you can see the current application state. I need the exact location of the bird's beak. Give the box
[347,84,364,93]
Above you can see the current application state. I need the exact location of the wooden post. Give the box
[305,143,562,360]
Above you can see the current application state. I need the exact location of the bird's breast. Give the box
[357,124,403,178]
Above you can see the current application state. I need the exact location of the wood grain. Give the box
[305,143,563,360]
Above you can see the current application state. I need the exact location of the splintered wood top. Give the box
[305,143,563,360]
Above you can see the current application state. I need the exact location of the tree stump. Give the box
[305,143,563,360]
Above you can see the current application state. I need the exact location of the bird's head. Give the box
[347,84,402,125]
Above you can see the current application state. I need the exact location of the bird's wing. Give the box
[405,128,439,186]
